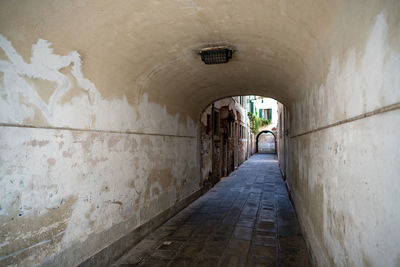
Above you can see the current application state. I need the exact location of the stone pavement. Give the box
[112,154,311,267]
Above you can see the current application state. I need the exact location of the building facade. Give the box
[248,96,278,130]
[200,96,255,187]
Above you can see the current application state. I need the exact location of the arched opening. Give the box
[256,130,276,154]
[199,95,286,188]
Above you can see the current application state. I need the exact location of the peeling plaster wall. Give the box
[0,36,200,266]
[0,35,196,135]
[287,11,400,266]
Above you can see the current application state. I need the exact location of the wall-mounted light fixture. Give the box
[200,46,233,65]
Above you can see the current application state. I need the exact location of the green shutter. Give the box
[259,109,262,118]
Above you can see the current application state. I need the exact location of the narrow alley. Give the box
[1,1,399,266]
[112,154,311,267]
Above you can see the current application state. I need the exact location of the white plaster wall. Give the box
[287,12,400,266]
[290,110,400,266]
[291,12,400,136]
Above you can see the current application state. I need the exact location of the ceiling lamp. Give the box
[200,46,233,65]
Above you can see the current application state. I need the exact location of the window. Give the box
[267,108,272,120]
[239,125,245,139]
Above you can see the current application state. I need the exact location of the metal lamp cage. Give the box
[200,46,233,64]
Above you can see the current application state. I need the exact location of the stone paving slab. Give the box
[112,154,311,267]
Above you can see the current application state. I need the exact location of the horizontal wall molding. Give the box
[291,102,400,138]
[0,123,196,139]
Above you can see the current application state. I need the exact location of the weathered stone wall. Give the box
[200,98,250,184]
[200,117,212,185]
[258,133,275,153]
[249,134,256,156]
[238,139,247,166]
[227,138,235,174]
[213,138,222,180]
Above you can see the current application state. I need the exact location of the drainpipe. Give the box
[211,103,215,184]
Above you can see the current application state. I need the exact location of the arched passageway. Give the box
[0,1,399,266]
[256,131,276,154]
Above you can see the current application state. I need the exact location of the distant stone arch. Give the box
[256,130,276,154]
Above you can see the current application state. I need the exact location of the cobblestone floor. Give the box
[112,154,311,267]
